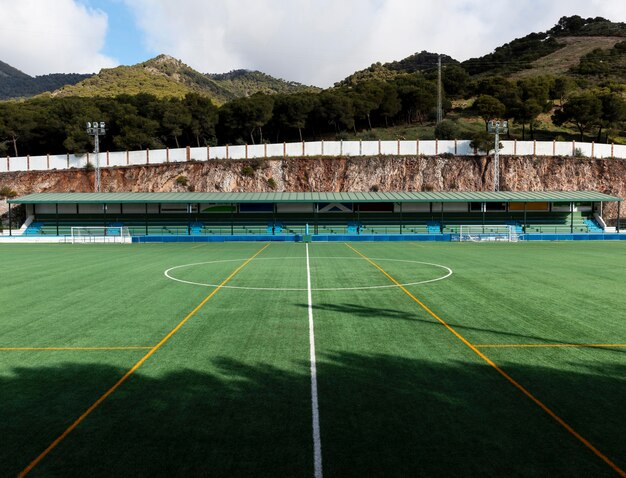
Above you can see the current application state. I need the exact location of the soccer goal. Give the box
[458,225,519,242]
[70,226,132,244]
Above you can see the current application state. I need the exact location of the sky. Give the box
[0,0,624,87]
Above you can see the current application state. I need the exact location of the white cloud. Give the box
[126,0,625,87]
[0,0,117,76]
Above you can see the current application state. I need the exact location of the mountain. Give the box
[0,60,92,100]
[336,16,626,86]
[46,55,319,103]
[207,69,320,97]
[336,52,458,86]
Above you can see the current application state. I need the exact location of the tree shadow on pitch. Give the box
[1,353,625,477]
[300,302,626,354]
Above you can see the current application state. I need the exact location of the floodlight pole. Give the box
[86,121,106,192]
[488,120,508,192]
[436,55,443,124]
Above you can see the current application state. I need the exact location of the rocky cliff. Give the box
[1,156,625,223]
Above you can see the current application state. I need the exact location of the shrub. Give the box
[439,152,455,159]
[0,186,17,198]
[573,147,586,158]
[267,177,277,190]
[241,165,255,177]
[434,120,461,140]
[84,162,94,171]
[175,175,188,186]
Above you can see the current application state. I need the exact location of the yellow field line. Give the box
[19,243,270,478]
[345,243,626,478]
[0,346,153,351]
[476,343,626,349]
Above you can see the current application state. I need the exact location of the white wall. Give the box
[2,140,625,173]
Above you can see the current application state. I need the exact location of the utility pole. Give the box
[488,120,508,192]
[86,121,106,192]
[436,55,443,124]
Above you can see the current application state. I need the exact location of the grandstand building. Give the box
[5,191,623,242]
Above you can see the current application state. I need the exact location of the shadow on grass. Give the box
[1,353,625,477]
[304,302,626,354]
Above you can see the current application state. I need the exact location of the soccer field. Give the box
[1,242,625,477]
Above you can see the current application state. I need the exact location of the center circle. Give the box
[164,257,453,291]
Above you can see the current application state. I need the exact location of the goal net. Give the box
[458,225,519,242]
[70,226,132,244]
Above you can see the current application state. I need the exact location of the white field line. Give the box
[306,243,323,478]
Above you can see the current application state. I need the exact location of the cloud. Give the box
[0,0,117,76]
[125,0,625,87]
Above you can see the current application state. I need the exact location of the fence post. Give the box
[107,151,110,166]
[340,140,343,156]
[591,141,595,159]
[454,139,457,155]
[207,145,210,161]
[397,139,400,155]
[6,156,9,172]
[611,143,614,159]
[302,141,305,156]
[359,139,362,156]
[46,154,50,169]
[126,150,129,165]
[283,142,286,159]
[533,140,536,157]
[378,139,381,156]
[226,144,229,160]
[264,143,267,159]
[147,148,150,164]
[553,140,556,157]
[66,153,69,169]
[245,144,248,160]
[572,140,576,156]
[27,155,30,171]
[435,139,438,156]
[166,147,170,162]
[416,139,420,156]
[321,140,324,156]
[514,139,517,157]
[186,146,191,161]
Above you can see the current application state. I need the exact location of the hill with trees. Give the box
[0,16,624,158]
[0,60,91,100]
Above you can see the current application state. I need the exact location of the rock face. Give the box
[1,155,625,223]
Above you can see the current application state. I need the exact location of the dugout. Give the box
[6,191,623,238]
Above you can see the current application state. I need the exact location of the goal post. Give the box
[458,225,519,242]
[70,226,132,244]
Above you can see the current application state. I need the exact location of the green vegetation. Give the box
[0,17,624,155]
[0,60,91,100]
[0,242,625,476]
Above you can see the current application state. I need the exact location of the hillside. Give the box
[512,36,626,79]
[47,55,317,103]
[337,16,626,86]
[0,60,91,100]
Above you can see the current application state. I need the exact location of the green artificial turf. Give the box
[0,242,624,477]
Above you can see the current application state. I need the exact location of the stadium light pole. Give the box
[487,120,508,192]
[86,121,106,192]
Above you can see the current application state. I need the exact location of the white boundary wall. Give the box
[1,140,624,174]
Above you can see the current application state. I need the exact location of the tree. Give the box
[161,99,192,148]
[183,93,218,147]
[377,83,401,127]
[472,95,506,131]
[552,93,602,141]
[271,93,315,142]
[597,91,626,142]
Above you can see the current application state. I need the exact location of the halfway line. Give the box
[18,243,270,478]
[306,243,323,478]
[345,243,626,478]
